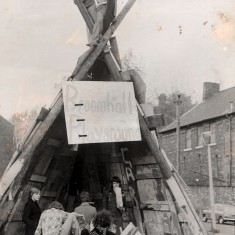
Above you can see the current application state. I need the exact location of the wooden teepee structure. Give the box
[0,0,207,234]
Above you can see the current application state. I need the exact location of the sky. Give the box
[0,0,235,120]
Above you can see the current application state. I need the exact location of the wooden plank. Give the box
[42,191,57,198]
[103,0,116,33]
[137,113,173,179]
[33,147,55,175]
[139,203,170,212]
[103,52,122,80]
[3,150,21,173]
[135,165,161,175]
[73,0,94,32]
[143,211,182,235]
[129,70,146,104]
[137,179,167,204]
[47,138,62,147]
[120,70,131,81]
[0,159,24,198]
[36,107,49,121]
[100,153,122,163]
[131,155,156,165]
[143,211,164,235]
[22,121,43,150]
[61,149,75,157]
[70,48,94,79]
[110,37,122,68]
[135,173,161,180]
[4,191,23,223]
[30,175,47,183]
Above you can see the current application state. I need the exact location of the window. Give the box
[185,129,191,149]
[196,126,203,146]
[183,156,186,173]
[198,154,202,172]
[215,154,219,177]
[209,123,216,144]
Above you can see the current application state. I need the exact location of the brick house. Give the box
[159,82,235,211]
[0,115,14,178]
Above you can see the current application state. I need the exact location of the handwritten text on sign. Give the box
[62,81,141,144]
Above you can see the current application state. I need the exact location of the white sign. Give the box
[62,81,141,144]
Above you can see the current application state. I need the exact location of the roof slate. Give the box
[160,86,235,133]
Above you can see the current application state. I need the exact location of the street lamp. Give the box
[202,131,219,234]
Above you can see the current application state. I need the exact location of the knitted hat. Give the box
[80,191,90,202]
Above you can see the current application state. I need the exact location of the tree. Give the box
[154,91,196,126]
[10,107,39,148]
[121,49,144,76]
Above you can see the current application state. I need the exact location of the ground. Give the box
[203,221,235,235]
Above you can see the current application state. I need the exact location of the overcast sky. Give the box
[0,0,235,119]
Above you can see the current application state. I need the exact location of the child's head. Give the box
[93,209,112,228]
[48,201,64,210]
[111,176,121,188]
[30,187,41,201]
[80,191,90,202]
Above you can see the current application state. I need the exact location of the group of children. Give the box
[22,176,125,235]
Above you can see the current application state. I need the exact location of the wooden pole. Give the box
[110,37,122,68]
[138,112,172,179]
[73,0,94,32]
[208,144,217,233]
[175,95,182,173]
[73,0,136,81]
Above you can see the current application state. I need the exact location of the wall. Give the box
[189,186,235,212]
[160,115,235,210]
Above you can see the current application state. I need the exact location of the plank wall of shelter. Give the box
[122,141,182,235]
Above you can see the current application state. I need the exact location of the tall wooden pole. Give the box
[175,95,182,173]
[208,144,217,233]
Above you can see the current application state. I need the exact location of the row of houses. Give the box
[159,82,235,211]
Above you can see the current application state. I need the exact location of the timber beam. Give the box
[72,0,136,81]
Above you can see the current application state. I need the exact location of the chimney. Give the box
[158,94,167,106]
[203,82,220,101]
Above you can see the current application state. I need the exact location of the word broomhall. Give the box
[62,81,141,144]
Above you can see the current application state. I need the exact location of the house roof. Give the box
[0,115,13,128]
[160,86,235,133]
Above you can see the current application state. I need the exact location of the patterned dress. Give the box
[34,208,68,235]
